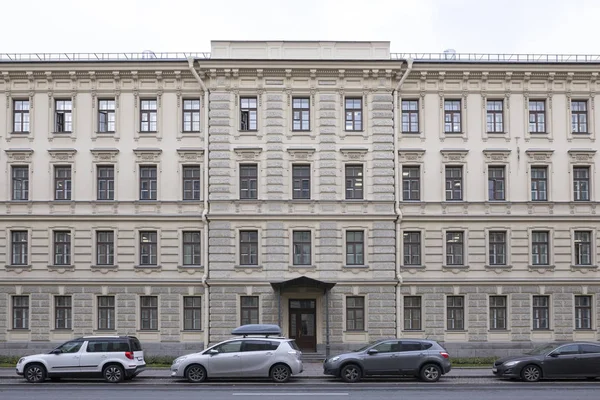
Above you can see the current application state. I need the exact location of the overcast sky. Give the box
[2,0,599,55]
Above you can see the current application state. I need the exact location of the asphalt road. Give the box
[1,381,600,400]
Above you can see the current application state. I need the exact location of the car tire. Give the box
[520,364,542,382]
[270,364,292,383]
[103,364,125,383]
[340,364,362,383]
[185,364,207,383]
[419,364,442,382]
[24,364,47,383]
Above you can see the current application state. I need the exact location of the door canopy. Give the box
[270,276,336,293]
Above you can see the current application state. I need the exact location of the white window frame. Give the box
[47,226,74,268]
[440,150,468,202]
[400,228,425,268]
[488,294,510,331]
[484,228,512,268]
[398,149,426,202]
[134,93,163,140]
[8,95,35,140]
[94,294,117,332]
[287,92,316,139]
[288,226,316,269]
[567,96,595,142]
[481,96,510,141]
[91,227,118,268]
[399,96,424,138]
[5,227,32,268]
[138,295,160,331]
[445,294,467,332]
[525,150,554,202]
[442,228,469,268]
[570,228,597,268]
[178,228,203,268]
[524,95,553,141]
[527,227,555,269]
[236,93,262,138]
[342,226,370,268]
[531,294,552,331]
[343,294,368,332]
[135,228,162,268]
[92,96,120,139]
[5,150,34,202]
[567,150,596,202]
[48,94,76,140]
[573,294,595,330]
[236,292,262,325]
[483,150,512,202]
[439,94,468,140]
[235,227,263,269]
[178,96,203,138]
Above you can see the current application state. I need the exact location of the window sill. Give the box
[91,264,118,269]
[48,265,75,271]
[571,264,598,271]
[181,330,204,333]
[139,131,158,134]
[342,265,369,272]
[401,264,425,269]
[8,200,31,203]
[51,329,73,332]
[289,265,316,272]
[5,264,32,269]
[443,265,469,269]
[135,265,161,269]
[52,132,74,135]
[9,131,31,135]
[234,265,263,273]
[401,131,420,135]
[182,131,201,134]
[7,329,30,332]
[96,131,116,135]
[485,264,512,269]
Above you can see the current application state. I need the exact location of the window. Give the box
[402,166,420,201]
[446,231,464,266]
[488,231,507,266]
[486,100,504,133]
[182,165,201,201]
[11,166,29,201]
[183,99,201,132]
[139,166,157,200]
[344,97,363,131]
[445,166,463,201]
[240,97,257,131]
[239,164,258,200]
[183,231,201,266]
[292,231,311,266]
[140,99,157,132]
[489,296,507,330]
[140,231,158,266]
[98,99,116,133]
[97,166,115,200]
[403,296,422,330]
[346,230,364,266]
[240,296,259,325]
[13,100,30,133]
[532,295,549,330]
[531,231,549,266]
[444,100,461,133]
[573,166,590,201]
[140,296,158,330]
[574,231,592,266]
[98,296,115,330]
[55,99,72,133]
[346,296,365,331]
[55,296,72,330]
[96,231,114,266]
[530,167,548,201]
[401,100,419,133]
[292,164,311,200]
[572,100,588,133]
[54,166,72,200]
[292,97,310,131]
[575,295,592,329]
[345,165,363,200]
[447,296,464,330]
[11,231,28,266]
[183,296,202,330]
[12,296,29,329]
[53,231,71,266]
[529,100,546,133]
[240,230,258,266]
[403,232,421,266]
[488,166,506,201]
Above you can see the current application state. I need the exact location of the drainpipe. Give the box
[392,59,413,338]
[188,57,210,347]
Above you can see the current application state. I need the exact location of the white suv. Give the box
[170,324,303,383]
[16,336,146,383]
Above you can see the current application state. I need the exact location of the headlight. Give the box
[173,356,187,365]
[329,356,340,362]
[503,360,519,367]
[17,358,25,365]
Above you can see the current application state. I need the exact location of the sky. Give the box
[2,0,600,55]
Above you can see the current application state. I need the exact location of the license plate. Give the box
[492,367,497,373]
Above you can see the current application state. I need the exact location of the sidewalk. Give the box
[0,364,491,379]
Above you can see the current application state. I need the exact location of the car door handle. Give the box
[233,354,241,358]
[265,352,273,356]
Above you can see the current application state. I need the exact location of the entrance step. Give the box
[301,352,326,362]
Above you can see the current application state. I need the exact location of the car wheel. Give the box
[25,364,46,383]
[103,364,125,383]
[185,364,207,383]
[340,364,362,383]
[270,364,292,383]
[521,364,541,382]
[420,364,442,382]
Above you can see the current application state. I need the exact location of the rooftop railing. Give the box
[0,52,211,62]
[390,52,600,63]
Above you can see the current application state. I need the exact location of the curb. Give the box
[0,374,493,380]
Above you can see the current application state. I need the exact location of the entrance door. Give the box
[289,299,316,352]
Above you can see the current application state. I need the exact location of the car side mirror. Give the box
[367,349,379,355]
[52,349,61,355]
[208,349,219,356]
[549,352,559,358]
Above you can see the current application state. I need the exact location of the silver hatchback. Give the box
[170,325,303,383]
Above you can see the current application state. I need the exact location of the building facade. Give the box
[0,42,599,357]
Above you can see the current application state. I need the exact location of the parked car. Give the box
[16,335,145,383]
[323,339,451,383]
[492,341,600,382]
[170,324,303,383]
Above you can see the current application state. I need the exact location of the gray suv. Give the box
[323,339,451,382]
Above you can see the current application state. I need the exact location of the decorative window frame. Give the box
[340,147,369,200]
[177,148,205,202]
[94,293,118,333]
[4,149,34,202]
[340,91,369,139]
[399,227,425,269]
[91,226,119,270]
[48,89,77,141]
[487,294,511,331]
[236,292,263,325]
[398,149,426,202]
[286,91,316,139]
[566,94,596,142]
[440,149,469,202]
[51,294,73,331]
[133,148,162,202]
[572,293,595,331]
[342,293,369,332]
[524,93,553,142]
[570,227,598,270]
[47,226,75,270]
[525,149,554,202]
[92,96,120,140]
[90,148,119,202]
[527,227,555,271]
[47,149,77,202]
[483,149,511,202]
[342,225,370,270]
[288,225,316,271]
[134,95,163,141]
[137,294,160,331]
[234,147,263,201]
[235,226,263,271]
[134,227,162,270]
[180,294,203,332]
[177,228,203,269]
[442,228,469,269]
[178,95,204,139]
[484,227,512,269]
[235,92,262,139]
[567,149,596,202]
[439,93,468,141]
[444,292,468,332]
[4,226,32,269]
[287,148,315,200]
[6,94,35,141]
[481,95,510,141]
[531,293,552,331]
[398,96,425,140]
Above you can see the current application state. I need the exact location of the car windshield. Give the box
[525,343,559,355]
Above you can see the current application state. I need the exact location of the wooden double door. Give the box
[288,299,316,352]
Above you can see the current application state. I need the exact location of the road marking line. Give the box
[232,393,348,396]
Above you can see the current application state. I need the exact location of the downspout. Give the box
[188,57,210,347]
[392,59,413,338]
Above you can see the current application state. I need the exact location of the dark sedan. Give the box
[493,342,600,382]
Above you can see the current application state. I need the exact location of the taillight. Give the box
[125,352,134,360]
[440,352,449,359]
